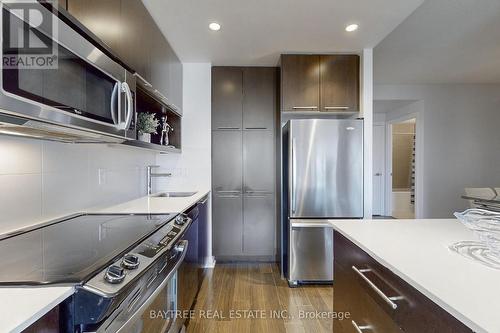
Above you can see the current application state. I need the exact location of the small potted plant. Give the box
[137,112,159,143]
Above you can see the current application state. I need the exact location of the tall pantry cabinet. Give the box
[212,67,278,260]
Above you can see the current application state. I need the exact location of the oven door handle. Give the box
[112,240,189,333]
[117,82,133,130]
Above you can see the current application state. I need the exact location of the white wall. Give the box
[375,84,500,218]
[0,137,155,234]
[361,49,374,218]
[155,63,211,193]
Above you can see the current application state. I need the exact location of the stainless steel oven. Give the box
[0,1,136,142]
[92,241,188,333]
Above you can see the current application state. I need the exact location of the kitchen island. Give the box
[330,219,500,333]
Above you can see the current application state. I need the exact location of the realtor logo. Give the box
[1,0,58,69]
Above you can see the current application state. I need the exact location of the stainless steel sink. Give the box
[151,191,197,198]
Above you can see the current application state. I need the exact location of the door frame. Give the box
[385,108,424,218]
[373,122,386,216]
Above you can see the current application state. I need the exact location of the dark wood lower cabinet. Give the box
[333,231,473,333]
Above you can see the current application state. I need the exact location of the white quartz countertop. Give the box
[0,287,74,333]
[93,190,210,214]
[330,219,500,333]
[0,190,210,333]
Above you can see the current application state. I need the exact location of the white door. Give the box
[372,125,385,215]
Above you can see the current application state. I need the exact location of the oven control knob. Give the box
[121,254,140,270]
[174,242,186,253]
[104,265,126,284]
[175,214,189,226]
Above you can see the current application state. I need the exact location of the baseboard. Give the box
[201,256,216,268]
[214,255,278,262]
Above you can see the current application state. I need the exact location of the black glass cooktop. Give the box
[0,213,176,286]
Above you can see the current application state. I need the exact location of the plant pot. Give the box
[138,133,151,143]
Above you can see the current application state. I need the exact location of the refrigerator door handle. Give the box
[291,137,297,215]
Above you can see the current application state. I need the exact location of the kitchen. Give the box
[1,0,500,332]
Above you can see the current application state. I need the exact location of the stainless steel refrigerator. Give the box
[282,119,363,286]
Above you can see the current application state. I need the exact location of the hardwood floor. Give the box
[186,263,333,333]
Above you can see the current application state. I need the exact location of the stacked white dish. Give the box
[451,209,500,269]
[454,209,500,254]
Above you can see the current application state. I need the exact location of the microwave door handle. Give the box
[117,82,133,130]
[110,82,119,125]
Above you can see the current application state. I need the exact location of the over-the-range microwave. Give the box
[0,1,136,143]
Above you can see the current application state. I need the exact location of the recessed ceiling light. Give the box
[345,24,359,32]
[209,22,221,31]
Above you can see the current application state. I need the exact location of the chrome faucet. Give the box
[147,165,172,195]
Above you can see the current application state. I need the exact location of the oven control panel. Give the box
[136,224,183,258]
[84,213,191,294]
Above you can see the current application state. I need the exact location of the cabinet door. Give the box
[212,131,242,192]
[66,0,122,52]
[57,0,67,9]
[243,194,275,256]
[242,67,276,129]
[213,195,243,256]
[212,67,243,129]
[150,25,171,100]
[281,55,320,111]
[120,0,151,78]
[169,49,183,113]
[320,55,359,111]
[243,130,274,193]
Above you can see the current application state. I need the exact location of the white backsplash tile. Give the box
[0,136,156,234]
[41,171,91,217]
[0,174,42,234]
[0,136,42,175]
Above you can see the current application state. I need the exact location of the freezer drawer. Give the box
[289,224,333,283]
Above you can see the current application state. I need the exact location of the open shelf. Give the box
[131,86,181,153]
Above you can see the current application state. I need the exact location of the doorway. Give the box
[390,118,416,219]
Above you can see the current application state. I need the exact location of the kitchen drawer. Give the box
[334,264,402,333]
[334,231,473,333]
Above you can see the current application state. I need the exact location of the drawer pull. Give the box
[352,266,401,310]
[352,320,372,332]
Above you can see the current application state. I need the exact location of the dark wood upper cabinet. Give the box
[212,67,243,129]
[320,55,359,111]
[66,0,183,113]
[281,55,320,111]
[120,0,151,80]
[57,0,67,9]
[242,67,277,129]
[66,0,122,53]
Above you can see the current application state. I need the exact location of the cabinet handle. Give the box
[374,173,382,176]
[324,106,349,110]
[352,266,401,310]
[154,89,169,103]
[134,73,153,88]
[217,127,240,130]
[291,137,297,215]
[351,320,372,333]
[244,127,267,130]
[292,106,318,109]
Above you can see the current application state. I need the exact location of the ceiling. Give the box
[143,0,424,66]
[374,0,500,84]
